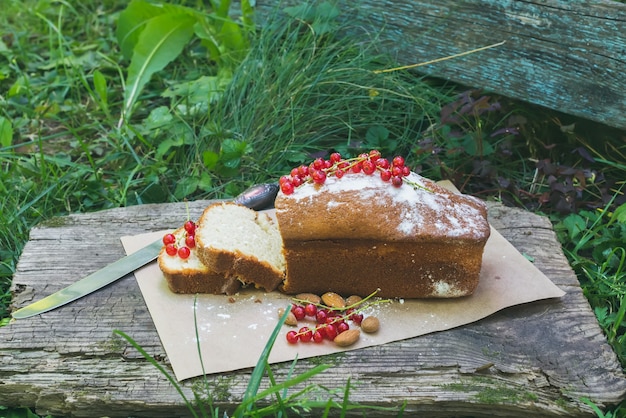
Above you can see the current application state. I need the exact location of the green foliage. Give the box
[116,0,254,124]
[553,201,626,364]
[0,406,52,418]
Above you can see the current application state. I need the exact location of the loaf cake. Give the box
[195,202,285,292]
[158,226,242,295]
[274,154,490,298]
[159,151,490,299]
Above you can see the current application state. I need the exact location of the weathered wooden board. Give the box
[252,0,626,130]
[1,200,625,417]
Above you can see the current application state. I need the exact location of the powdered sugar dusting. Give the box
[431,280,466,297]
[284,172,487,239]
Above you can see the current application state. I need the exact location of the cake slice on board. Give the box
[158,226,242,295]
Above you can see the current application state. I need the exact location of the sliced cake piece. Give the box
[158,226,241,295]
[195,202,285,292]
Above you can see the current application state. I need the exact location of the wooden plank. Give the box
[1,201,625,417]
[252,0,626,130]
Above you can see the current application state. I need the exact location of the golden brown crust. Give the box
[279,241,482,298]
[275,174,489,242]
[196,247,283,292]
[158,249,242,295]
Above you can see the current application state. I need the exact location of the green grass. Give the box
[1,0,625,416]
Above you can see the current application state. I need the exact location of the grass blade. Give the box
[238,363,331,410]
[113,329,200,418]
[234,304,292,417]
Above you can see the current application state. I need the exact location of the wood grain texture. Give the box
[2,200,625,417]
[251,0,626,130]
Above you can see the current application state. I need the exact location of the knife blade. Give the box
[11,183,279,319]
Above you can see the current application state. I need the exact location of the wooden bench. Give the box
[254,0,626,131]
[2,200,625,417]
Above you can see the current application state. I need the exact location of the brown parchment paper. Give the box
[121,205,565,382]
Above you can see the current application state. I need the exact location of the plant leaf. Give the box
[93,70,108,112]
[240,0,255,31]
[220,19,248,60]
[0,116,13,148]
[562,213,587,242]
[202,150,220,170]
[612,202,626,224]
[116,0,167,61]
[122,13,196,122]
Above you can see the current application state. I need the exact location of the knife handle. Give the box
[234,183,279,210]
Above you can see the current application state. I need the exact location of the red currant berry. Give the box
[316,309,328,324]
[184,221,196,234]
[380,169,392,182]
[358,153,369,160]
[392,165,403,177]
[369,149,382,162]
[324,159,332,169]
[313,158,325,170]
[178,246,191,259]
[313,330,324,343]
[185,235,196,248]
[290,167,299,177]
[376,158,390,169]
[279,175,291,185]
[291,175,303,187]
[311,169,327,184]
[335,169,345,179]
[299,327,313,342]
[324,324,338,340]
[326,309,339,318]
[304,303,318,317]
[351,163,362,174]
[330,152,342,163]
[291,305,306,321]
[337,322,350,334]
[392,155,405,167]
[286,330,299,344]
[163,233,176,245]
[350,312,364,324]
[280,181,294,195]
[392,176,403,187]
[402,166,411,176]
[165,243,178,256]
[362,160,376,175]
[298,165,309,178]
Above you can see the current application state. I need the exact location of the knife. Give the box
[11,183,279,319]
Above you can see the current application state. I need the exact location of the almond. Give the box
[345,295,363,306]
[321,292,346,308]
[278,308,298,326]
[361,316,380,333]
[333,329,360,347]
[295,293,322,305]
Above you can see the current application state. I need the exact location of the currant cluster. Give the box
[162,220,196,259]
[279,149,411,195]
[284,303,365,344]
